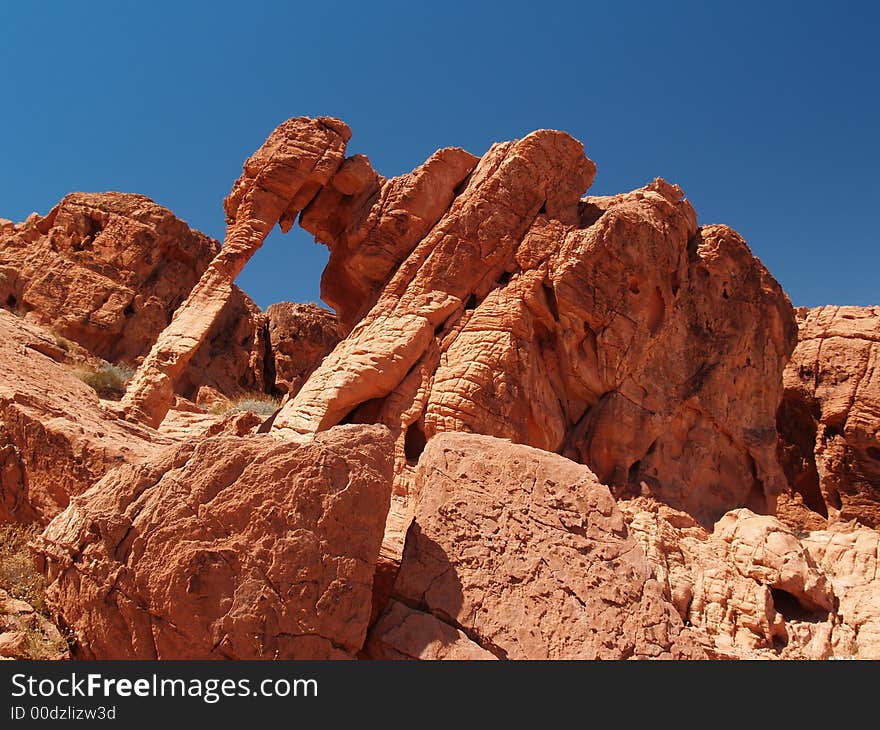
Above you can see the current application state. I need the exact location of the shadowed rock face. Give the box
[33,424,393,659]
[777,306,880,529]
[366,433,706,659]
[266,302,340,396]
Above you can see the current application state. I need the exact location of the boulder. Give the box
[266,302,339,396]
[368,433,705,659]
[34,424,393,659]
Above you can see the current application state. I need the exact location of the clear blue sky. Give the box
[1,1,877,309]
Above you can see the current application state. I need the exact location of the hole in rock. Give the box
[234,224,332,312]
[770,588,829,624]
[5,295,16,308]
[823,424,841,441]
[404,421,428,465]
[722,287,730,299]
[866,446,880,462]
[123,302,134,318]
[338,396,386,426]
[464,293,478,311]
[578,202,606,228]
[646,287,665,335]
[627,459,642,485]
[542,281,559,321]
[627,277,640,295]
[497,271,513,286]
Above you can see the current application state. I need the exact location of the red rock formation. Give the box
[266,302,339,395]
[802,523,880,657]
[367,433,706,659]
[34,424,393,659]
[302,148,479,333]
[621,497,878,659]
[177,287,270,400]
[0,192,274,403]
[271,127,795,558]
[121,118,351,427]
[4,116,871,662]
[0,310,173,523]
[777,306,880,528]
[0,193,217,363]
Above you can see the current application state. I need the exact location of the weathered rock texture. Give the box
[121,118,351,427]
[175,287,270,401]
[367,433,706,659]
[802,524,880,657]
[0,192,273,402]
[266,302,339,395]
[0,310,171,523]
[270,123,795,542]
[0,193,217,362]
[0,589,68,660]
[34,424,393,659]
[621,497,878,659]
[777,306,880,529]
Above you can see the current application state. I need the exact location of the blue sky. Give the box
[1,1,877,309]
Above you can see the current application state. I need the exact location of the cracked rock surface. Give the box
[622,497,878,658]
[367,432,706,659]
[33,424,393,659]
[777,305,880,529]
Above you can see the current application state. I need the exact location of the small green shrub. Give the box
[212,393,281,417]
[73,361,135,400]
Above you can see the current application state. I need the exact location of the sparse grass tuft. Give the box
[210,393,281,417]
[53,333,72,352]
[73,361,135,399]
[0,523,45,612]
[0,523,70,658]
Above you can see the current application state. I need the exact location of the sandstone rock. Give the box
[302,147,479,333]
[266,302,339,395]
[803,524,880,658]
[0,192,217,363]
[274,129,796,536]
[619,498,858,659]
[364,600,497,660]
[777,305,880,528]
[0,192,272,404]
[370,433,705,659]
[122,117,351,427]
[0,589,68,660]
[177,286,270,400]
[0,310,172,523]
[34,424,393,659]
